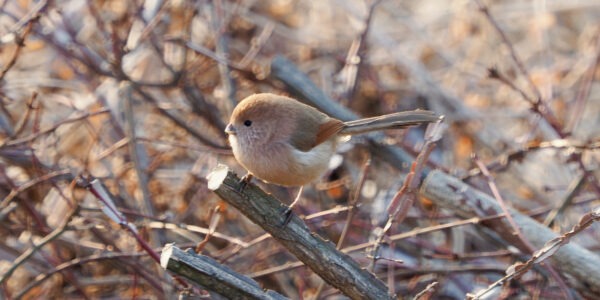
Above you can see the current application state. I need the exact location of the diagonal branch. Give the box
[206,164,393,300]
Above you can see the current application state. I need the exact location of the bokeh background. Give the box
[1,0,599,298]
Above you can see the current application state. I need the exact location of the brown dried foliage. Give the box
[0,0,599,299]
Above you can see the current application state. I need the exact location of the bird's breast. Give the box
[231,138,335,186]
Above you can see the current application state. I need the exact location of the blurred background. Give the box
[0,0,599,298]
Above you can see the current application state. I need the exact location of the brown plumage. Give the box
[225,93,439,186]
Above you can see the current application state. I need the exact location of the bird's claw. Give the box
[280,206,293,226]
[237,173,253,192]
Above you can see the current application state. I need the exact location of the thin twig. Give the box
[472,154,535,252]
[121,83,163,245]
[339,0,383,101]
[565,28,600,132]
[81,177,162,264]
[413,282,438,300]
[212,0,237,109]
[314,156,371,299]
[0,14,39,80]
[251,215,508,279]
[369,119,444,270]
[337,156,371,249]
[421,170,600,297]
[543,175,586,226]
[131,84,229,150]
[14,252,151,299]
[0,206,78,285]
[475,1,542,101]
[0,169,72,209]
[2,109,110,147]
[237,22,275,68]
[469,208,600,299]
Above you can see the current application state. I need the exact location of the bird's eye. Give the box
[243,120,252,127]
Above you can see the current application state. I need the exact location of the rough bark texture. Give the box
[161,244,288,300]
[206,164,393,300]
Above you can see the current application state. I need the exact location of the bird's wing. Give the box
[289,112,344,152]
[314,118,344,147]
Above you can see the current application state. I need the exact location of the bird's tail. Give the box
[340,110,440,135]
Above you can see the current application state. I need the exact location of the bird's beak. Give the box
[225,123,236,135]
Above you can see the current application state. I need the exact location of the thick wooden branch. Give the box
[420,170,600,296]
[161,244,287,300]
[207,165,393,300]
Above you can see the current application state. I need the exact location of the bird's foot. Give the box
[279,186,304,226]
[237,173,253,192]
[280,206,294,226]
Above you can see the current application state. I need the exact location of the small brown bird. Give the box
[225,93,439,188]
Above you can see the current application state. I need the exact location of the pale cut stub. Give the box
[207,164,230,190]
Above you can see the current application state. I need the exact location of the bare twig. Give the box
[469,207,600,299]
[462,138,600,180]
[238,22,275,68]
[211,0,237,109]
[369,118,445,269]
[1,108,110,147]
[14,252,159,299]
[249,214,508,279]
[486,67,563,137]
[121,83,163,245]
[565,28,600,132]
[476,2,542,100]
[413,282,438,300]
[338,157,371,249]
[0,14,39,80]
[543,175,586,226]
[130,84,229,150]
[81,177,162,264]
[338,0,382,101]
[473,154,572,299]
[195,205,222,253]
[472,154,535,252]
[314,156,371,299]
[0,169,72,209]
[0,206,78,285]
[420,170,600,297]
